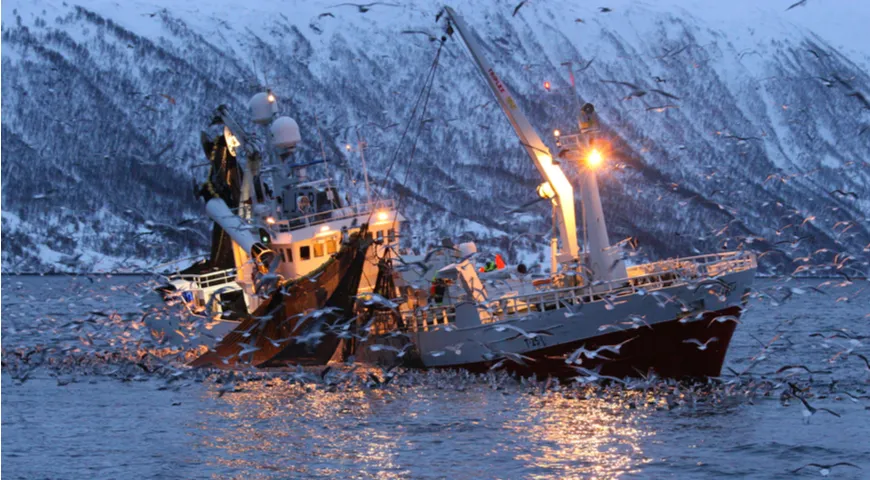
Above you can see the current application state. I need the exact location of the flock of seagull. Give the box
[3,1,868,476]
[1,263,868,475]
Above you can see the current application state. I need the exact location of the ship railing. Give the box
[272,199,396,233]
[169,267,239,290]
[403,251,756,331]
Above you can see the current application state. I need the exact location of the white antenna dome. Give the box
[249,92,278,124]
[270,116,301,150]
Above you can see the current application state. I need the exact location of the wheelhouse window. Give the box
[313,242,325,257]
[387,228,395,242]
[285,248,293,262]
[326,238,338,254]
[300,245,311,261]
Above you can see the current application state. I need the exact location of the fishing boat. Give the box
[149,92,403,367]
[355,7,757,379]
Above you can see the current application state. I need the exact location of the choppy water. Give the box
[2,275,869,479]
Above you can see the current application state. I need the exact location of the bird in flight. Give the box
[646,105,679,113]
[401,30,438,42]
[789,385,841,423]
[329,2,399,13]
[650,88,680,100]
[785,0,808,11]
[791,462,859,476]
[829,189,858,199]
[847,91,870,109]
[683,337,718,351]
[512,0,528,16]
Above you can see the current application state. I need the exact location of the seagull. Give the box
[785,0,808,11]
[217,382,244,397]
[790,387,841,423]
[571,365,626,384]
[357,293,400,312]
[683,337,718,351]
[601,79,642,90]
[599,7,612,13]
[565,337,636,364]
[294,329,327,345]
[847,91,870,109]
[512,0,528,16]
[708,315,740,327]
[646,105,679,112]
[775,365,831,375]
[369,343,413,357]
[829,189,859,199]
[625,314,653,330]
[400,30,438,42]
[237,342,260,357]
[329,2,399,13]
[856,353,870,372]
[490,323,561,340]
[791,462,859,476]
[650,88,680,100]
[649,290,677,308]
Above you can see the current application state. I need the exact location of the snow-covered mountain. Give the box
[2,0,869,275]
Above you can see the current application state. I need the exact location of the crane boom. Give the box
[443,7,578,262]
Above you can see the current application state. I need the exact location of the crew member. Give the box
[430,278,446,304]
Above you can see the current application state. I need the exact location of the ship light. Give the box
[536,182,556,199]
[346,144,352,151]
[265,216,276,225]
[320,225,330,232]
[586,149,603,169]
[377,210,389,222]
[267,92,276,103]
[553,129,560,137]
[223,126,241,156]
[543,81,551,92]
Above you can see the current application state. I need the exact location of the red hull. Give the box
[430,306,743,379]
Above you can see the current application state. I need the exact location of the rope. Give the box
[353,40,446,298]
[371,39,446,210]
[393,43,443,216]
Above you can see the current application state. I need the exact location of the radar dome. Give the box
[249,92,278,124]
[270,116,301,150]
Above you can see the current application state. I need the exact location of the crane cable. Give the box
[371,38,446,210]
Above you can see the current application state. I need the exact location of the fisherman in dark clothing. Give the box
[430,278,447,304]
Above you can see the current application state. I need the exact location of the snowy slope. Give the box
[2,0,869,274]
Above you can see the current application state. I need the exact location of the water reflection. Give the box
[509,391,653,479]
[197,377,654,479]
[199,379,410,478]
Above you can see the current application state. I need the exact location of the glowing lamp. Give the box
[265,217,276,225]
[345,144,352,151]
[553,129,561,137]
[267,92,276,103]
[536,182,556,199]
[320,225,330,232]
[586,149,603,168]
[543,81,551,91]
[377,211,389,222]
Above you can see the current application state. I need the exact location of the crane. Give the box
[442,7,626,281]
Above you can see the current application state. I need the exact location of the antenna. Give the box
[355,126,373,204]
[311,106,339,209]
